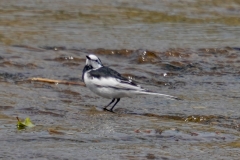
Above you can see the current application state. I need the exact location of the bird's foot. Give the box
[103,108,115,113]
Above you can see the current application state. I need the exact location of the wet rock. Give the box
[93,48,134,56]
[136,50,160,64]
[165,51,182,57]
[184,115,211,123]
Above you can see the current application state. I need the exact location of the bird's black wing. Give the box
[89,66,138,86]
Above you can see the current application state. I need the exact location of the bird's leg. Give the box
[104,99,115,111]
[109,98,120,112]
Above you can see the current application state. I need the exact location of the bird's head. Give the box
[85,54,103,69]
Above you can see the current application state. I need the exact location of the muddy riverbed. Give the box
[0,0,239,159]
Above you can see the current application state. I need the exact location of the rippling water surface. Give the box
[0,1,240,159]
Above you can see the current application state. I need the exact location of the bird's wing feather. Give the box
[88,66,144,90]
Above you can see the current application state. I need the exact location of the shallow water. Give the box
[0,0,240,160]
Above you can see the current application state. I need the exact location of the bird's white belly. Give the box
[87,83,131,99]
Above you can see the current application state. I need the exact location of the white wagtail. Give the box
[82,54,179,112]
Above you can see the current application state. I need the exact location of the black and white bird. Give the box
[82,54,179,112]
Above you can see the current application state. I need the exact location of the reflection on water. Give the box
[0,0,240,159]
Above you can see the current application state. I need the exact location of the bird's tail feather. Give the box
[134,90,181,100]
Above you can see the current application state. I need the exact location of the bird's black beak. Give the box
[86,55,91,60]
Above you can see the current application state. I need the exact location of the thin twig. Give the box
[29,77,85,86]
